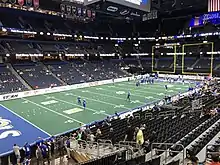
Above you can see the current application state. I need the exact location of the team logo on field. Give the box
[0,118,21,140]
[0,118,13,130]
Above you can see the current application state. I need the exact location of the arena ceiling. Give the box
[39,0,208,21]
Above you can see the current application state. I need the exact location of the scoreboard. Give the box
[107,0,150,12]
[84,0,151,19]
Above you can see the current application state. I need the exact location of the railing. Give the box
[151,143,185,165]
[97,139,113,145]
[158,110,176,117]
[119,141,141,152]
[74,140,134,165]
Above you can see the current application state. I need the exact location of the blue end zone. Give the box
[0,105,50,156]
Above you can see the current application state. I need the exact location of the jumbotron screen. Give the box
[85,0,150,12]
[108,0,150,12]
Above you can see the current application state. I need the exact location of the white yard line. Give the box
[21,98,85,124]
[122,81,188,89]
[75,89,146,104]
[104,84,164,96]
[0,104,51,136]
[61,91,132,110]
[115,82,188,96]
[46,95,110,116]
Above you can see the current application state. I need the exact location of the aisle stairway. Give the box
[7,63,33,90]
[70,150,92,163]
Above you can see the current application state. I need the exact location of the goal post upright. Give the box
[182,42,214,76]
[151,45,177,74]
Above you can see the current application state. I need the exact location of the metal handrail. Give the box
[76,140,88,151]
[97,139,112,145]
[119,141,141,150]
[151,142,185,165]
[86,141,99,155]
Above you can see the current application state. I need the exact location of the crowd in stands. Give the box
[0,58,130,93]
[0,64,27,94]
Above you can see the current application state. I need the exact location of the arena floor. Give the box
[0,80,190,155]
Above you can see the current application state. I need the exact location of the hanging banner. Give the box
[66,5,71,14]
[17,0,24,6]
[82,8,86,16]
[60,4,65,12]
[1,0,8,3]
[87,10,91,18]
[72,6,76,15]
[10,0,16,4]
[92,11,96,18]
[26,0,32,6]
[77,7,82,16]
[33,0,39,8]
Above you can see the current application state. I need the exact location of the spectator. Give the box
[103,117,111,127]
[65,137,71,160]
[23,142,31,159]
[140,124,146,130]
[80,123,86,132]
[124,125,134,141]
[189,156,199,165]
[45,141,52,161]
[109,128,116,145]
[115,111,120,119]
[36,146,42,165]
[48,136,55,157]
[76,130,82,140]
[209,156,220,165]
[96,128,102,141]
[85,126,91,135]
[136,128,144,146]
[81,129,87,141]
[89,133,96,142]
[36,137,44,146]
[57,136,65,156]
[13,144,21,164]
[40,143,50,165]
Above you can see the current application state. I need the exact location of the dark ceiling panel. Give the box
[40,0,61,11]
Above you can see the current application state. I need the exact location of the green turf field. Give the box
[0,81,190,136]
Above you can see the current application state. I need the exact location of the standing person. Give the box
[57,136,65,157]
[23,142,31,159]
[36,137,44,147]
[77,96,81,104]
[83,99,86,110]
[109,128,116,145]
[165,84,168,90]
[124,125,134,142]
[95,128,102,141]
[127,91,131,102]
[36,146,42,165]
[136,128,144,147]
[65,137,71,160]
[88,133,95,142]
[76,130,82,140]
[48,136,55,158]
[13,144,21,164]
[40,143,50,165]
